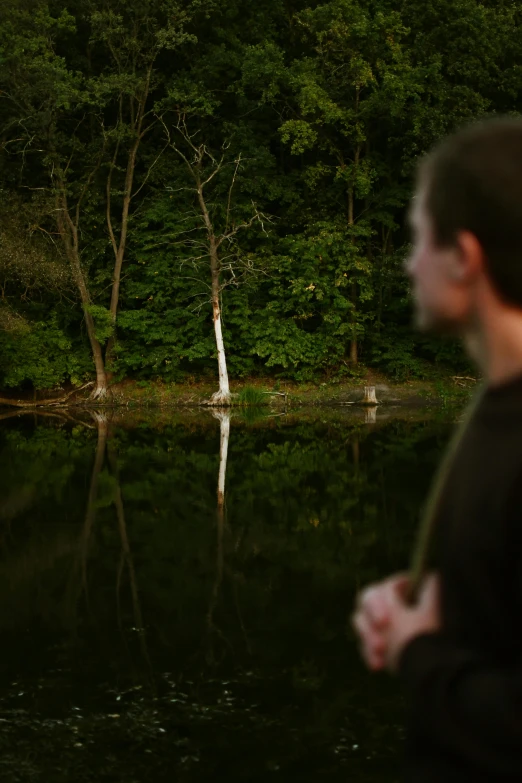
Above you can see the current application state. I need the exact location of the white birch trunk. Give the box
[209,235,231,405]
[211,307,231,405]
[195,184,232,406]
[206,411,230,663]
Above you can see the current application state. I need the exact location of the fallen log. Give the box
[0,381,94,408]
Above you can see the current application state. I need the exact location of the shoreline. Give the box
[0,375,477,412]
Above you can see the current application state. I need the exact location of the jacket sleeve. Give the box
[398,632,522,776]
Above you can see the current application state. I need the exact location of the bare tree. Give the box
[162,114,271,405]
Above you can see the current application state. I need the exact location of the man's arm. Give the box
[399,632,522,776]
[353,573,522,777]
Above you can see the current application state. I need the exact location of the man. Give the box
[352,117,522,782]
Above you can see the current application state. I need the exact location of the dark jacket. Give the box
[399,375,522,782]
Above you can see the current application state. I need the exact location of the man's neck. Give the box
[464,306,522,387]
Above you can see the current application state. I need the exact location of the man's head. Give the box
[406,117,522,333]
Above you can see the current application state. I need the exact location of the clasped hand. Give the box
[352,573,441,673]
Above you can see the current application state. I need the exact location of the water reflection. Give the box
[207,410,231,665]
[80,411,107,594]
[365,406,378,425]
[0,407,452,782]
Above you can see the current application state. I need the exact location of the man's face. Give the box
[406,190,470,333]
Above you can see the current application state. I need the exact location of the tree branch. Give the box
[106,134,121,260]
[225,154,242,233]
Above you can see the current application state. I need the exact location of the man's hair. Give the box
[419,116,522,307]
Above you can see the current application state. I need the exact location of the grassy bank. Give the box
[106,372,477,410]
[0,371,478,411]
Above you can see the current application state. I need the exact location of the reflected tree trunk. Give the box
[206,410,232,664]
[365,407,377,424]
[107,437,152,679]
[80,411,108,595]
[216,410,230,521]
[69,414,152,678]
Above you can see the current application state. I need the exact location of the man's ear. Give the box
[451,230,485,281]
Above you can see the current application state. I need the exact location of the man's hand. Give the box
[352,573,441,673]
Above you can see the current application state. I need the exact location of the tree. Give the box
[0,0,212,397]
[0,0,109,394]
[244,0,425,365]
[91,0,206,362]
[163,113,270,404]
[1,0,519,390]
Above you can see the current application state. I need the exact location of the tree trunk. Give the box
[193,179,232,406]
[105,69,153,365]
[105,138,140,365]
[376,224,391,335]
[108,143,138,321]
[56,192,109,399]
[362,386,378,404]
[87,309,110,400]
[348,179,358,365]
[377,283,383,334]
[209,244,231,405]
[350,281,358,364]
[216,410,230,514]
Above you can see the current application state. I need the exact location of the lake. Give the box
[0,406,451,782]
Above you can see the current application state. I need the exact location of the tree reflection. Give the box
[77,411,152,678]
[80,411,108,595]
[216,409,230,521]
[108,434,151,675]
[365,406,378,424]
[0,409,450,676]
[0,408,454,782]
[207,410,232,664]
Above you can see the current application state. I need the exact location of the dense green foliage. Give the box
[1,0,519,390]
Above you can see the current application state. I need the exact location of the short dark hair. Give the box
[419,116,522,307]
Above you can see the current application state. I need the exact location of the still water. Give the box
[0,407,450,782]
